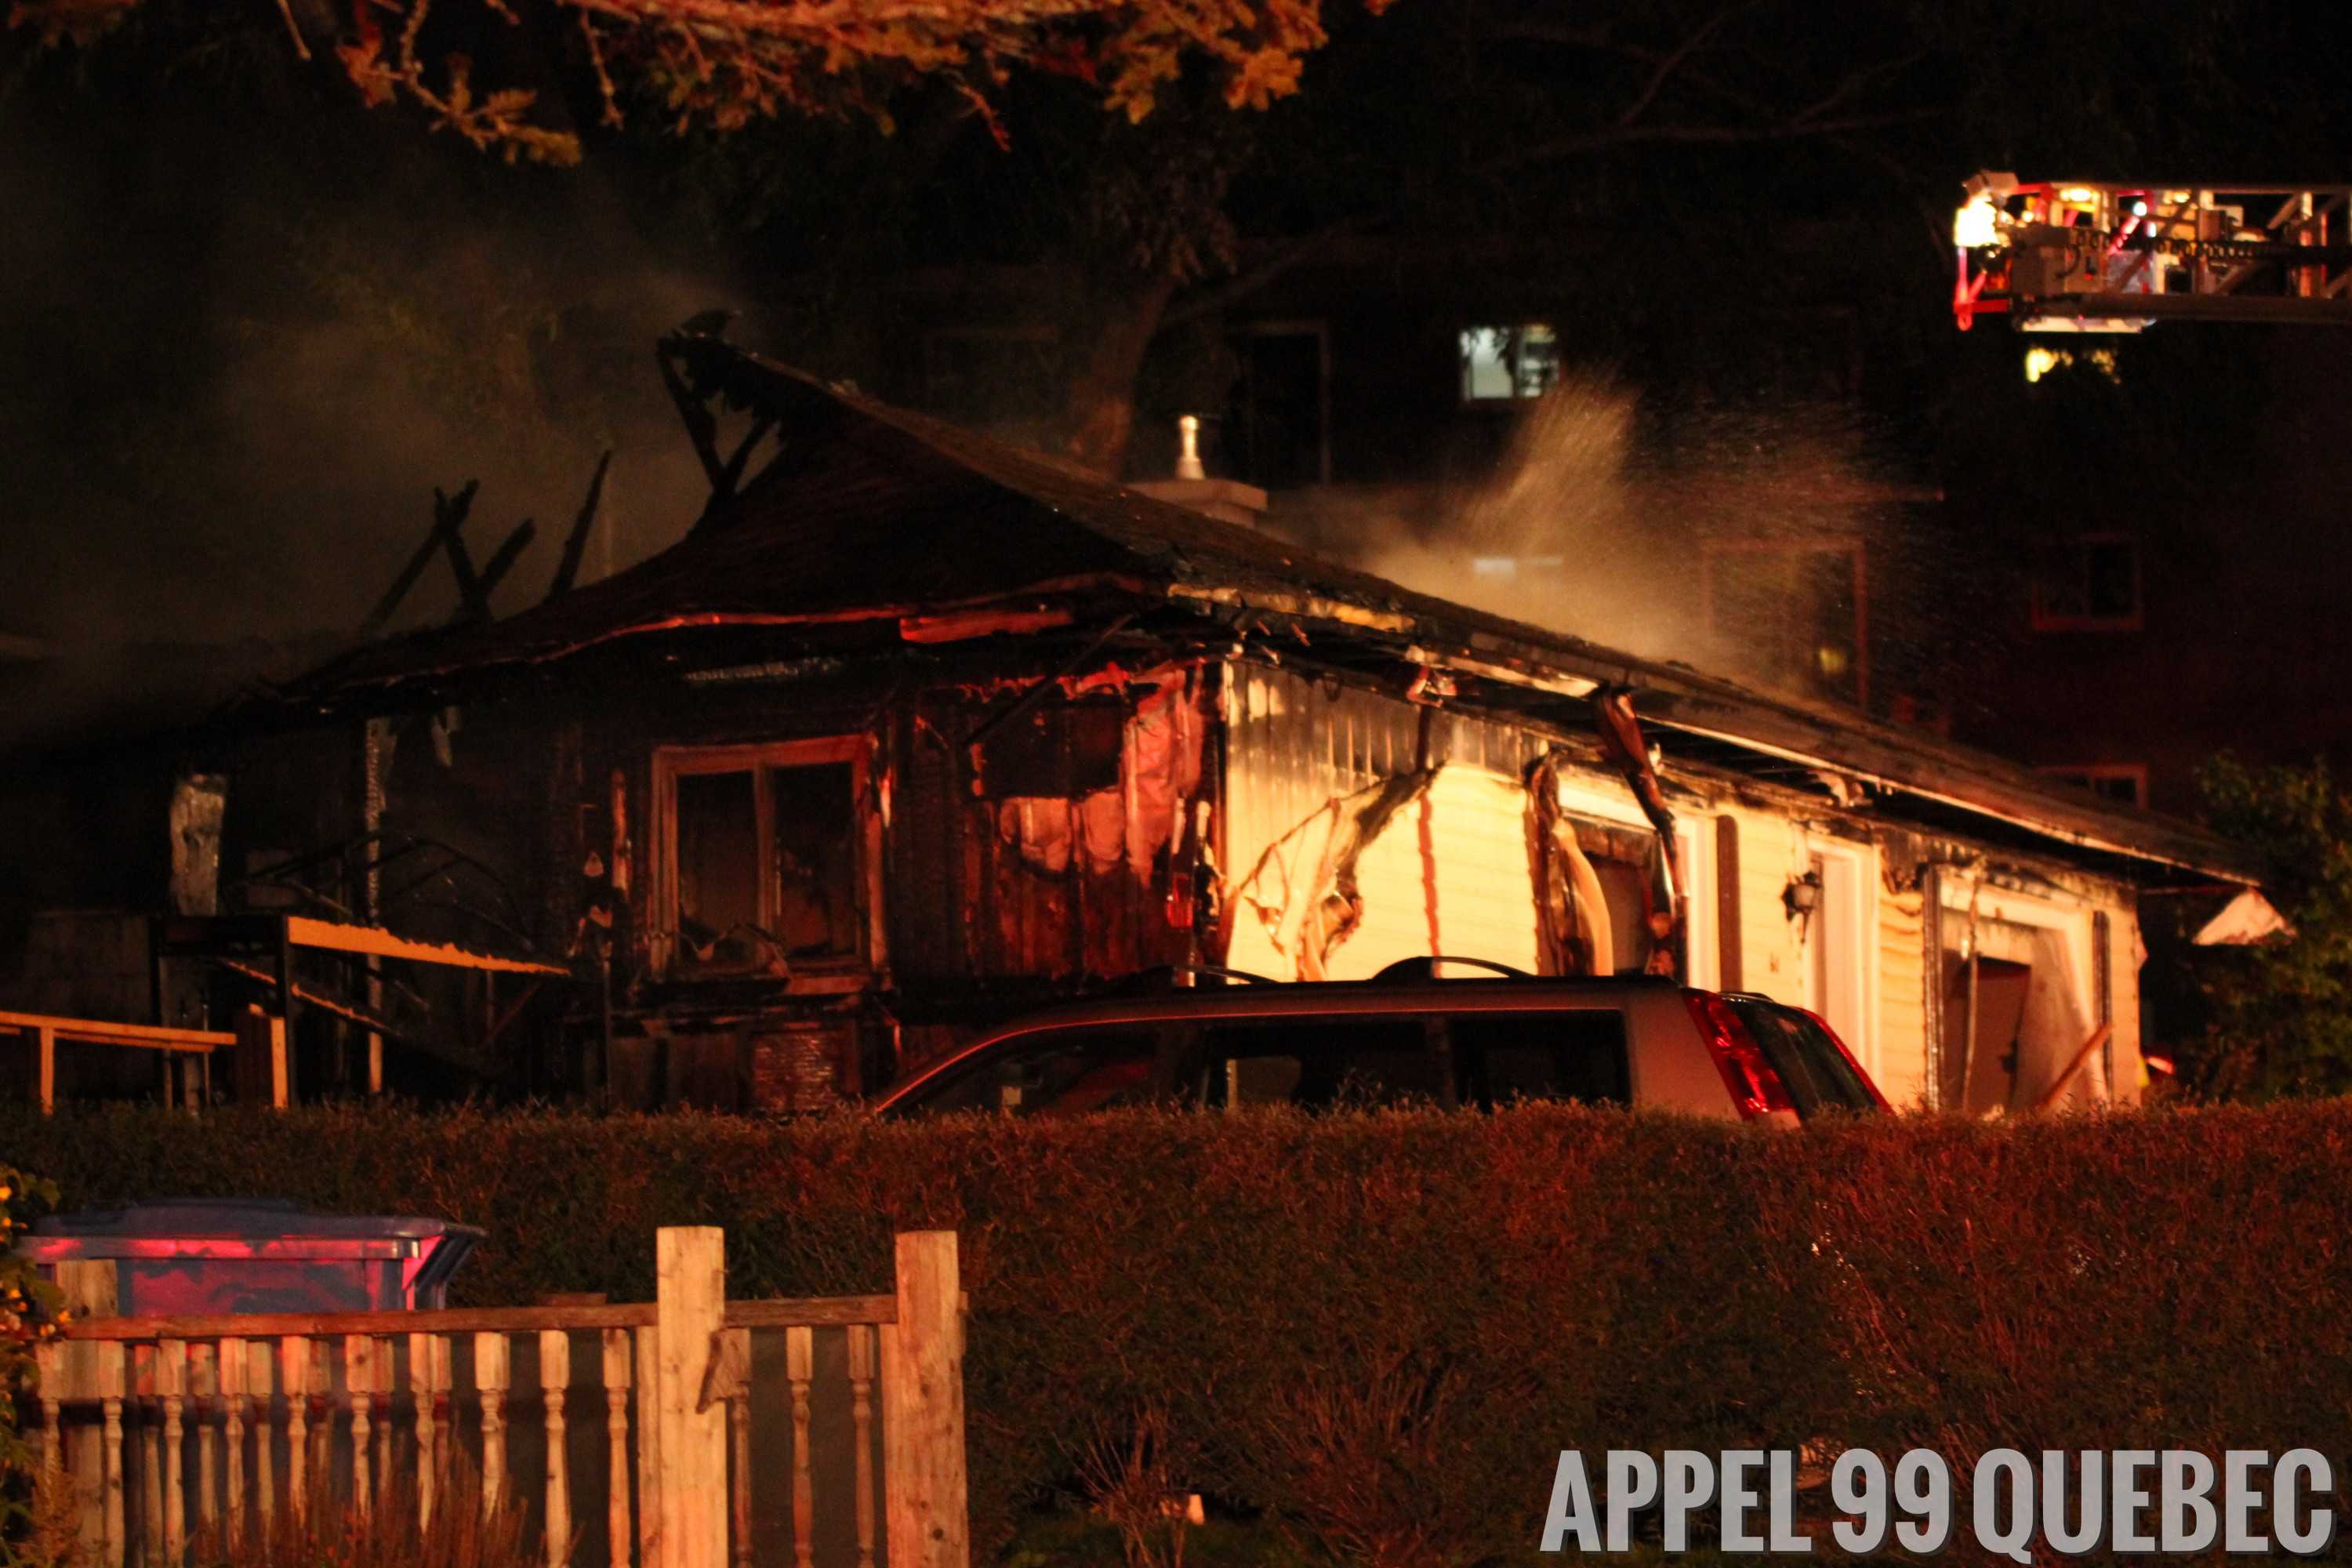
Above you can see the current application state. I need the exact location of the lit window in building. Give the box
[1459,325,1561,401]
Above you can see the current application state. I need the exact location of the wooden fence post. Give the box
[54,1258,117,1558]
[235,1004,289,1109]
[539,1329,570,1568]
[31,1024,55,1115]
[96,1341,126,1561]
[633,1324,662,1568]
[158,1338,188,1563]
[655,1227,726,1568]
[880,1231,968,1568]
[601,1329,633,1568]
[477,1332,510,1518]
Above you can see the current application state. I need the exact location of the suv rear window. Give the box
[1447,1011,1629,1107]
[1722,1000,1878,1116]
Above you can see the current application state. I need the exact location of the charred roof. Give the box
[276,335,2255,887]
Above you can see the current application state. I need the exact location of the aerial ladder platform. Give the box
[1953,172,2352,331]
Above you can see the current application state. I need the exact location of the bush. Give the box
[1,1160,62,1566]
[183,1466,533,1568]
[2166,755,2352,1096]
[2,1102,2350,1565]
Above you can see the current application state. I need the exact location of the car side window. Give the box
[1200,1020,1444,1109]
[902,1025,1178,1116]
[1447,1011,1630,1107]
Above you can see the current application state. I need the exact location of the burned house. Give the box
[1,334,2258,1113]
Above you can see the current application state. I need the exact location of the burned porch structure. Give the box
[40,334,2255,1112]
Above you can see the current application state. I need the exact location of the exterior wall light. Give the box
[1783,868,1821,920]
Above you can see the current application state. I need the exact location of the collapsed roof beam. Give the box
[436,485,491,622]
[474,519,536,606]
[656,339,729,495]
[546,449,612,602]
[655,325,820,526]
[361,479,478,636]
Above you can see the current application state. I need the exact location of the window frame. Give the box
[2030,532,2143,633]
[2038,763,2150,809]
[650,735,884,986]
[1458,322,1561,404]
[1549,772,1715,988]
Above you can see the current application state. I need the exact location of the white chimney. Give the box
[1132,413,1268,529]
[1175,414,1207,481]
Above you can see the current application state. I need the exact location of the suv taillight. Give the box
[1683,992,1795,1119]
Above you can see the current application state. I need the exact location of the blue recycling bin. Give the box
[18,1198,483,1316]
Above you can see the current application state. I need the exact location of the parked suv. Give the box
[873,960,1888,1122]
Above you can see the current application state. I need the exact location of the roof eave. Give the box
[1181,580,2257,887]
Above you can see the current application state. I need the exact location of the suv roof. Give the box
[937,972,1686,1031]
[871,971,1765,1117]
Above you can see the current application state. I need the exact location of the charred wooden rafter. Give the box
[546,449,613,601]
[435,484,491,621]
[475,518,537,604]
[361,479,479,635]
[657,342,729,494]
[655,325,813,524]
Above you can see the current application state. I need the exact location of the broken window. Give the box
[2031,534,2142,631]
[658,739,873,976]
[769,760,860,958]
[674,770,760,960]
[1459,325,1560,402]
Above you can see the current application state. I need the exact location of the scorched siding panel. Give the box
[1722,805,1805,1006]
[1221,665,1545,981]
[1875,888,1930,1108]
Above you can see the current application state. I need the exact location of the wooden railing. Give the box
[31,1228,967,1568]
[2,1008,249,1116]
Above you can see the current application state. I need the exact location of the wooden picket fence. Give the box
[30,1228,967,1568]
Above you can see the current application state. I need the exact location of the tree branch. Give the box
[1479,108,1938,173]
[1614,4,1744,129]
[1788,50,1923,126]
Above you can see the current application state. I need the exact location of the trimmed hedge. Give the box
[5,1103,2351,1564]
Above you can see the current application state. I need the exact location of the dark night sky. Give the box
[7,0,2352,746]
